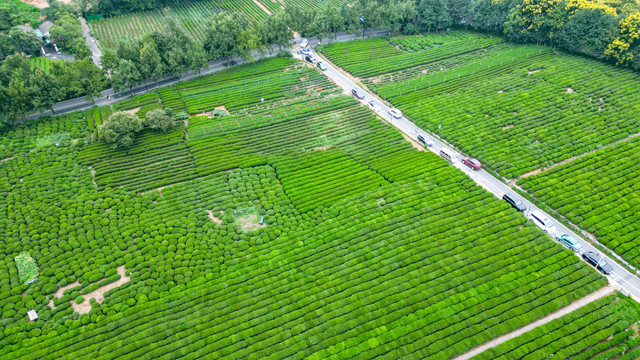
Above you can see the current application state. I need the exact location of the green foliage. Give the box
[99,112,144,149]
[0,0,41,31]
[15,252,38,284]
[143,109,176,132]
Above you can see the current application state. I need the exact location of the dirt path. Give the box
[519,131,640,179]
[72,265,131,314]
[252,0,272,15]
[452,286,615,360]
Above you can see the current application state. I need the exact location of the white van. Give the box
[439,148,456,163]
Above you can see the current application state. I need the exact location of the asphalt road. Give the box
[307,46,640,302]
[27,30,389,121]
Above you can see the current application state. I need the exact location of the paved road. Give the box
[27,30,388,121]
[309,45,640,303]
[80,17,102,68]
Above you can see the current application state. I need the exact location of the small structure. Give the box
[259,216,265,225]
[27,309,38,321]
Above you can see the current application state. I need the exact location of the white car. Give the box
[369,99,381,112]
[528,210,557,235]
[388,108,402,119]
[300,38,309,48]
[417,134,434,147]
[300,48,311,55]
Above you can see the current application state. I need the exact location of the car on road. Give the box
[316,62,327,71]
[300,38,309,48]
[502,192,527,212]
[582,251,613,275]
[555,233,582,252]
[527,210,557,235]
[417,134,434,147]
[388,108,402,119]
[461,157,482,170]
[300,48,311,55]
[304,55,315,63]
[368,99,381,112]
[351,88,365,99]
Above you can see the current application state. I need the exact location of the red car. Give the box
[462,157,482,170]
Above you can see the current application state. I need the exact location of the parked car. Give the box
[582,251,613,275]
[461,157,482,170]
[316,62,327,71]
[300,48,311,55]
[417,134,434,147]
[351,88,365,99]
[300,38,309,48]
[527,210,557,235]
[368,99,381,112]
[555,233,582,252]
[304,55,315,63]
[388,108,402,119]
[439,148,456,163]
[502,192,527,212]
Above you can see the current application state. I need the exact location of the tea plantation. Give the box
[0,56,633,358]
[319,31,640,292]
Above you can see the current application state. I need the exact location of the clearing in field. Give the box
[0,55,629,359]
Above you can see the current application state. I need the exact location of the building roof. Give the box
[16,25,36,34]
[27,309,38,321]
[39,21,54,35]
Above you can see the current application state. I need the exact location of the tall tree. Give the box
[139,40,163,87]
[204,12,252,66]
[556,8,618,59]
[324,5,343,41]
[111,59,141,93]
[417,0,451,32]
[263,10,293,50]
[187,40,208,74]
[100,47,119,76]
[100,112,144,149]
[28,69,64,115]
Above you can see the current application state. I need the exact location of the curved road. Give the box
[306,45,640,303]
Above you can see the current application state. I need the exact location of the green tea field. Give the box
[0,55,620,358]
[319,31,640,286]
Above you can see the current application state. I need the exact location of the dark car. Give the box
[304,55,315,63]
[351,88,365,100]
[582,251,613,275]
[502,192,527,212]
[462,157,482,170]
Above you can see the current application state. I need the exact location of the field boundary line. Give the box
[452,286,615,360]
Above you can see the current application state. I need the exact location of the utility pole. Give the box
[361,16,365,38]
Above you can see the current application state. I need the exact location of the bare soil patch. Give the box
[214,105,229,115]
[191,112,211,118]
[502,125,514,130]
[565,87,574,93]
[309,145,333,151]
[237,214,266,232]
[1,157,13,162]
[520,167,544,179]
[377,198,385,207]
[498,90,504,93]
[72,266,131,315]
[402,133,427,152]
[121,107,141,115]
[157,185,170,197]
[48,281,81,309]
[528,69,540,74]
[206,210,222,224]
[88,166,97,188]
[20,0,49,9]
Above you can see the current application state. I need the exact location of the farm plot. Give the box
[79,127,197,192]
[0,55,615,359]
[518,136,640,269]
[28,57,63,73]
[256,0,343,13]
[0,157,607,359]
[89,0,267,49]
[472,293,640,360]
[318,32,502,78]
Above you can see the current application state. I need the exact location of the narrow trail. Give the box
[252,0,272,15]
[452,286,615,360]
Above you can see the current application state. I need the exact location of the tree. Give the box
[263,11,293,50]
[340,1,360,35]
[187,41,208,75]
[417,0,451,32]
[448,0,474,28]
[28,69,64,115]
[100,48,119,76]
[8,27,43,56]
[111,59,141,93]
[143,109,176,132]
[504,0,568,44]
[387,0,418,33]
[204,12,252,66]
[556,8,618,58]
[51,58,107,101]
[100,112,144,149]
[324,5,343,41]
[605,13,640,66]
[473,0,520,31]
[139,40,163,87]
[49,13,84,53]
